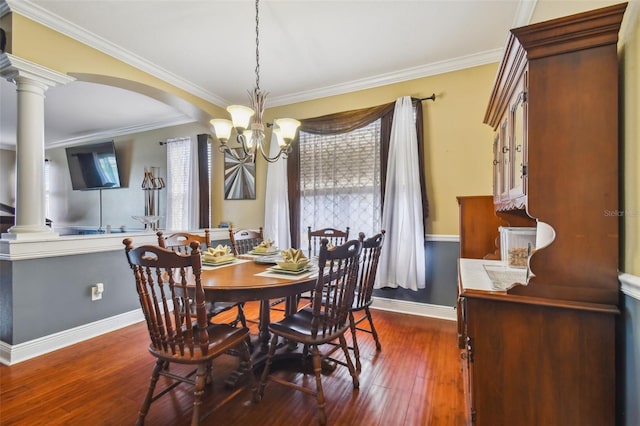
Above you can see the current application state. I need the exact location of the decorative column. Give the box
[0,53,75,240]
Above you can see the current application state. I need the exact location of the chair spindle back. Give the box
[353,230,385,310]
[229,227,264,256]
[124,239,210,358]
[156,230,210,254]
[307,226,350,258]
[312,238,362,338]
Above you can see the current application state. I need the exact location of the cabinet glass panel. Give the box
[499,119,509,200]
[510,88,526,199]
[493,135,500,202]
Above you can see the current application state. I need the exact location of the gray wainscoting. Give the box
[1,250,138,345]
[373,238,460,307]
[620,285,640,426]
[0,233,458,363]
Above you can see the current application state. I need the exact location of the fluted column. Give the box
[0,54,75,240]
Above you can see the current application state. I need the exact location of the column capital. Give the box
[0,53,75,87]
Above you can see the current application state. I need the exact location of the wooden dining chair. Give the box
[228,227,264,256]
[157,229,211,254]
[123,239,255,426]
[255,238,362,426]
[349,230,385,371]
[307,226,350,258]
[156,230,248,330]
[228,227,287,314]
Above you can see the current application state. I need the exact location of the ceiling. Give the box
[0,0,629,149]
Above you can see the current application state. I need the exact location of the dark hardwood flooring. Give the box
[0,302,466,425]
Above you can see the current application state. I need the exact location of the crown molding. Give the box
[0,53,75,86]
[45,115,196,149]
[620,0,640,45]
[0,1,10,17]
[1,114,195,150]
[512,0,537,27]
[269,48,504,107]
[7,0,513,109]
[5,0,228,107]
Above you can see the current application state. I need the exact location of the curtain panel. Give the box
[197,134,210,229]
[287,99,429,247]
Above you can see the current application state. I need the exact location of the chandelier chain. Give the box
[210,0,300,164]
[255,0,260,91]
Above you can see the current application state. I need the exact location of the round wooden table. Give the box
[200,260,317,354]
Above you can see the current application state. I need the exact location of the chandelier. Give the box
[210,0,300,163]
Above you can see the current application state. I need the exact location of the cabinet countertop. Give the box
[458,258,527,293]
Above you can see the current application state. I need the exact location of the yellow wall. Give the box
[217,64,498,235]
[622,9,640,276]
[8,7,636,261]
[9,13,226,123]
[7,11,499,236]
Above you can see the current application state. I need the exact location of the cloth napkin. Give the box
[253,239,277,253]
[202,245,233,262]
[280,248,308,264]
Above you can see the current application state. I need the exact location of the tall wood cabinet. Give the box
[457,4,626,425]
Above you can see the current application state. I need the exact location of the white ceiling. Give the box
[0,0,629,149]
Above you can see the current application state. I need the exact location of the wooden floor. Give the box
[0,302,466,425]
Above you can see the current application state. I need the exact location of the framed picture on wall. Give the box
[224,149,256,200]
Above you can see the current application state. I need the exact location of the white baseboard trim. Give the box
[620,272,640,302]
[371,297,456,321]
[1,298,456,366]
[0,309,144,366]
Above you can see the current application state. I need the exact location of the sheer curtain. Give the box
[376,96,426,290]
[264,133,291,248]
[165,136,199,231]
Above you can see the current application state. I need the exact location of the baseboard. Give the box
[371,296,456,321]
[0,299,456,365]
[620,272,640,301]
[0,309,144,365]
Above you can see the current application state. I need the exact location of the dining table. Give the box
[198,257,318,385]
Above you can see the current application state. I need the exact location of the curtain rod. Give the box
[159,135,213,146]
[418,93,436,102]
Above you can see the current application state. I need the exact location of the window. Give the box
[298,120,382,242]
[287,99,428,249]
[165,136,212,231]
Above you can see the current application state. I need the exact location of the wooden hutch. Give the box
[456,4,626,425]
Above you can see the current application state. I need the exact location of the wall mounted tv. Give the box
[65,141,122,190]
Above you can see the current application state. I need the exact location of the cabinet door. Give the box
[509,76,527,201]
[492,135,501,203]
[498,119,510,201]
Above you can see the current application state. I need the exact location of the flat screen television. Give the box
[65,141,122,190]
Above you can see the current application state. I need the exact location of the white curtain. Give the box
[165,135,199,231]
[376,96,426,290]
[263,132,292,249]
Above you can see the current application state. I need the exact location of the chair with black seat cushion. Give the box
[349,230,385,371]
[156,230,248,329]
[123,239,255,426]
[255,238,362,426]
[307,226,350,258]
[228,227,264,256]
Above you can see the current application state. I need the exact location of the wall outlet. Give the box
[91,283,104,301]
